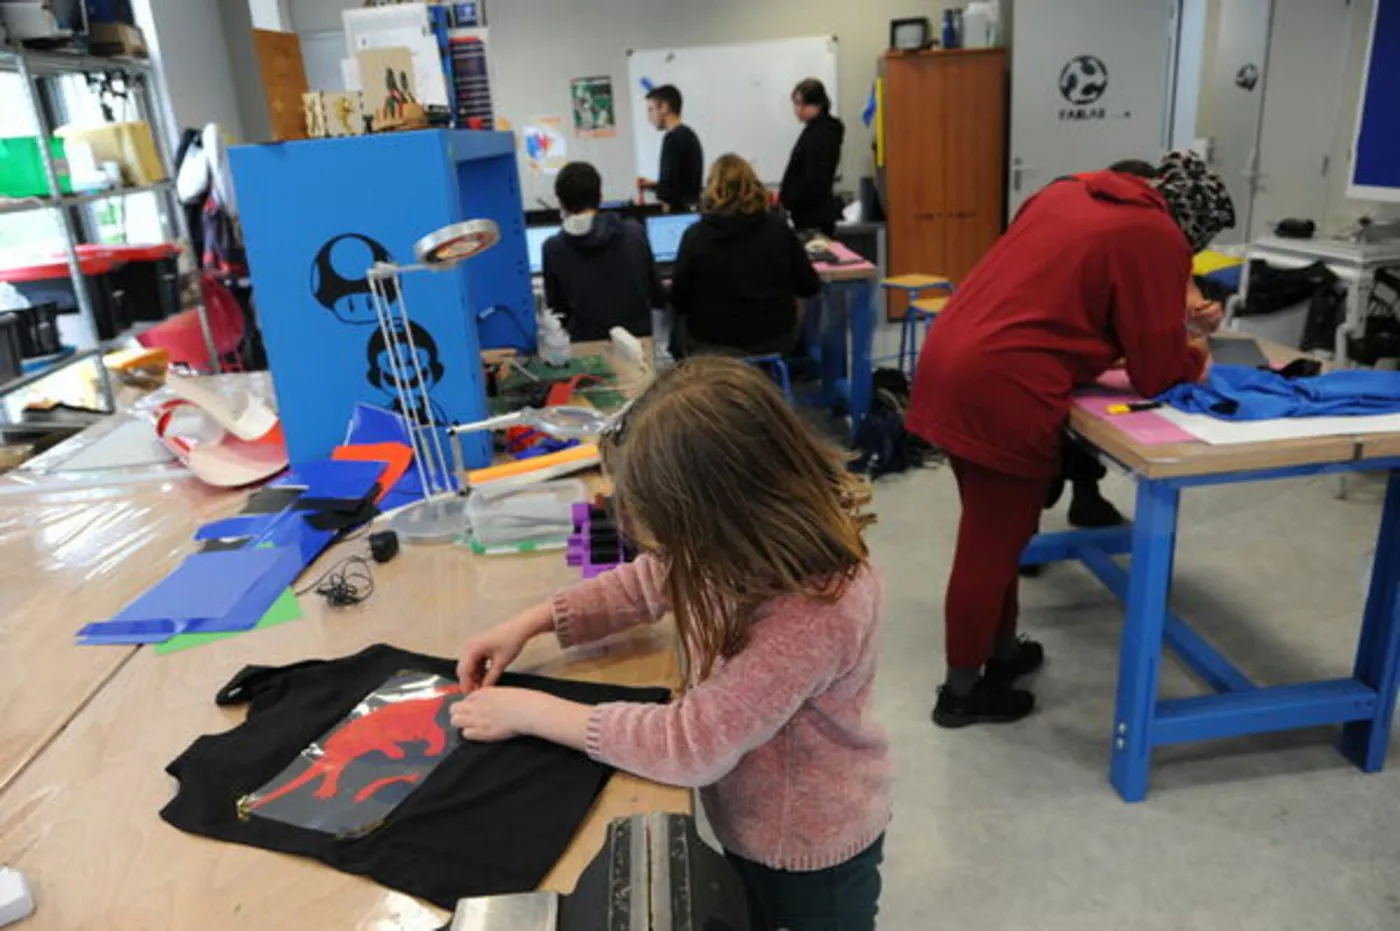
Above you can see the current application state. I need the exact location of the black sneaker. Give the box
[1068,490,1126,529]
[932,678,1035,728]
[984,636,1046,684]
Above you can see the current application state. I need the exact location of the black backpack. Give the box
[851,368,938,478]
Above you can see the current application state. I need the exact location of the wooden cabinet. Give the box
[881,48,1008,309]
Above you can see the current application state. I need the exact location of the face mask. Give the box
[562,213,595,237]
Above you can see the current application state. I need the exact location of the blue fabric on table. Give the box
[1160,364,1400,421]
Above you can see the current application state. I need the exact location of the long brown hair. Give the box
[600,357,873,680]
[702,153,769,217]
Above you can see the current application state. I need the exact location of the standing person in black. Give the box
[637,85,703,212]
[671,153,821,356]
[780,78,845,236]
[542,161,665,341]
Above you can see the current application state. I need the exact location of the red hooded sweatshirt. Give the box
[905,170,1206,478]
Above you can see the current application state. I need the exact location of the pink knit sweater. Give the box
[551,554,891,872]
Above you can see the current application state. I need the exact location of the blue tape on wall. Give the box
[1352,0,1400,196]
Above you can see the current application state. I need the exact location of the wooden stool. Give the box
[880,274,955,375]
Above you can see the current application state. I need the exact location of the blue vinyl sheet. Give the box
[77,547,304,644]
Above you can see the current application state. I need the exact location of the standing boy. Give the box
[637,85,703,212]
[543,162,665,342]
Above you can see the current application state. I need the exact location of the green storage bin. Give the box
[0,137,73,198]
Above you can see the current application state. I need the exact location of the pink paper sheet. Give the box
[811,240,876,274]
[1074,370,1198,445]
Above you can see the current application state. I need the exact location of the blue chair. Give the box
[744,353,794,404]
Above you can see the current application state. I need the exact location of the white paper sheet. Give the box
[1157,406,1400,445]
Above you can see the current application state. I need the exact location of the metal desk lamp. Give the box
[366,219,500,543]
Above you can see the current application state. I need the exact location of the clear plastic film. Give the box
[238,672,463,838]
[0,472,233,620]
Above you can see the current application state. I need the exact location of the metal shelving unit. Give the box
[0,43,219,412]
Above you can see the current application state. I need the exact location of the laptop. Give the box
[525,225,558,276]
[645,213,701,265]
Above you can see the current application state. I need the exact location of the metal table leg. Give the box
[1109,479,1182,802]
[847,279,876,444]
[1340,469,1400,771]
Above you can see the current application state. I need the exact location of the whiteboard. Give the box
[627,36,839,188]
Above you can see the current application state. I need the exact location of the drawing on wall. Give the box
[521,117,568,175]
[310,233,399,325]
[570,75,616,138]
[365,319,450,426]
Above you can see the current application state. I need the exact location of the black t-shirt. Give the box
[657,124,704,211]
[161,644,670,909]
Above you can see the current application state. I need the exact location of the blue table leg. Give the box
[817,283,848,410]
[1341,469,1400,772]
[1110,478,1182,802]
[847,280,875,444]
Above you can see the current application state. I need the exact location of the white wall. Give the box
[286,0,997,205]
[133,0,246,143]
[249,0,293,31]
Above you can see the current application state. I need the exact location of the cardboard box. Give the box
[89,21,146,57]
[56,120,165,186]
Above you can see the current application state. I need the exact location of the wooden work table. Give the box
[0,343,688,929]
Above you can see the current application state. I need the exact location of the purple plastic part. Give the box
[565,498,635,579]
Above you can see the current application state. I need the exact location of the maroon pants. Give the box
[945,455,1052,669]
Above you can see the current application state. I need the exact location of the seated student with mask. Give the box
[543,161,666,342]
[671,153,821,356]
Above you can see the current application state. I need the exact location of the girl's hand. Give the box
[450,688,539,742]
[456,603,554,692]
[452,688,594,750]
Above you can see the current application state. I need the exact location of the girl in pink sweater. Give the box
[450,356,891,931]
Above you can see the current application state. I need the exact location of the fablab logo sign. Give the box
[1058,55,1108,121]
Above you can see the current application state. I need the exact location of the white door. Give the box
[1007,0,1179,218]
[1198,0,1274,245]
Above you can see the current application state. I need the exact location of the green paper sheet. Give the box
[153,589,304,655]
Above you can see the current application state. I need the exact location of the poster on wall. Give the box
[570,75,617,138]
[521,117,568,175]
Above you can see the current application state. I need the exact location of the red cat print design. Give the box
[248,684,458,809]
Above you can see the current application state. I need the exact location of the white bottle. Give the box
[962,1,999,48]
[537,309,572,367]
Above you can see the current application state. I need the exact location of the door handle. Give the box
[1012,159,1033,192]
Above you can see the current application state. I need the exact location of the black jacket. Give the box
[656,124,704,211]
[780,114,845,232]
[671,211,822,353]
[542,212,664,341]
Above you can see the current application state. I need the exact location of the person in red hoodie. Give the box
[906,150,1235,728]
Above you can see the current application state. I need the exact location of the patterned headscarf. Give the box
[1154,149,1236,253]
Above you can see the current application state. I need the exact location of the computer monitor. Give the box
[646,213,701,264]
[525,225,558,275]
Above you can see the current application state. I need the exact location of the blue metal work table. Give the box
[1024,401,1400,802]
[805,242,880,443]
